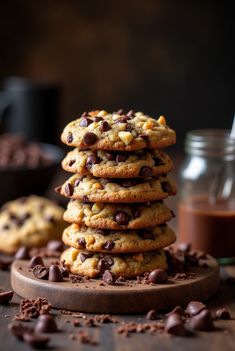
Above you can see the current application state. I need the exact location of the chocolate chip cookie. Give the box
[62,148,173,178]
[62,224,176,253]
[61,110,176,151]
[63,200,173,229]
[56,174,176,203]
[61,247,167,278]
[0,196,66,254]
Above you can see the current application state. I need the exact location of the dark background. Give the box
[0,0,234,146]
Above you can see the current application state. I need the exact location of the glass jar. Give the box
[178,129,235,264]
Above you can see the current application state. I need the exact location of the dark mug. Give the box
[0,77,60,144]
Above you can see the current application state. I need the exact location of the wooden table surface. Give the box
[1,264,235,351]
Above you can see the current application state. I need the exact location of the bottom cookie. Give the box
[61,247,167,278]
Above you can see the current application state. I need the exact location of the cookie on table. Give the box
[61,247,167,278]
[62,223,176,253]
[62,148,173,178]
[0,196,66,254]
[56,174,176,203]
[61,110,176,151]
[63,200,173,230]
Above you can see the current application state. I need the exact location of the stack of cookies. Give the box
[57,109,176,279]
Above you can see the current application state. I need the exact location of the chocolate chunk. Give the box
[80,253,91,262]
[139,166,152,178]
[23,333,50,349]
[98,257,113,273]
[154,156,164,166]
[114,211,131,225]
[68,159,75,167]
[148,269,168,284]
[103,241,115,251]
[139,134,149,143]
[14,246,30,260]
[83,132,98,146]
[116,153,128,163]
[146,309,158,320]
[78,237,86,248]
[185,301,206,316]
[67,132,73,143]
[86,155,100,169]
[94,116,103,122]
[133,207,141,218]
[29,256,44,269]
[47,240,63,252]
[126,109,134,117]
[33,265,49,280]
[0,290,14,304]
[79,117,93,127]
[105,151,115,161]
[165,313,186,336]
[189,309,214,331]
[115,115,131,123]
[102,270,115,285]
[100,121,111,132]
[48,265,63,282]
[35,314,58,333]
[74,178,81,187]
[82,195,89,203]
[8,323,33,340]
[216,308,231,320]
[161,181,172,193]
[64,183,74,197]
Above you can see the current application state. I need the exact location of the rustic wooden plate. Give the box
[11,256,220,314]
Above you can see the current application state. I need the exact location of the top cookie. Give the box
[61,110,176,151]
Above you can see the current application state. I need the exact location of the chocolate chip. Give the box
[35,314,58,333]
[98,257,113,273]
[8,323,33,340]
[86,155,100,169]
[79,117,93,127]
[185,253,198,267]
[121,179,136,188]
[141,230,154,240]
[139,134,149,144]
[80,253,91,262]
[96,229,107,235]
[94,116,103,122]
[115,116,131,123]
[102,270,115,285]
[102,241,115,251]
[178,242,191,253]
[114,211,131,225]
[74,178,81,187]
[48,265,63,282]
[23,333,50,349]
[105,151,115,160]
[125,123,133,132]
[154,156,164,166]
[54,185,62,193]
[126,109,134,117]
[116,153,128,163]
[45,214,56,223]
[14,246,30,260]
[78,237,86,248]
[148,269,168,284]
[146,309,158,320]
[139,167,152,178]
[83,132,98,146]
[0,257,13,270]
[82,195,90,203]
[189,309,214,331]
[165,313,186,336]
[216,308,231,320]
[161,181,173,193]
[167,306,185,316]
[64,183,74,197]
[67,132,73,143]
[29,256,44,269]
[0,290,14,304]
[116,109,124,115]
[133,207,141,218]
[47,240,63,252]
[33,265,49,280]
[100,121,111,132]
[185,301,206,316]
[68,159,75,167]
[61,267,69,278]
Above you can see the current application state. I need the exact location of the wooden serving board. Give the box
[11,256,220,314]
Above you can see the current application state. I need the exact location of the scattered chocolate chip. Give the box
[83,132,98,146]
[189,309,214,331]
[105,151,115,160]
[86,155,100,169]
[146,309,158,320]
[48,265,63,282]
[133,207,141,218]
[79,117,93,127]
[67,132,73,143]
[33,265,49,280]
[139,134,149,144]
[8,323,34,340]
[148,269,168,284]
[102,270,115,285]
[216,308,231,320]
[23,332,50,349]
[0,290,14,304]
[100,121,111,132]
[185,301,206,316]
[46,240,63,252]
[94,116,103,122]
[35,314,58,333]
[139,166,152,178]
[64,183,74,197]
[102,241,115,251]
[29,256,44,269]
[116,153,128,163]
[78,237,86,248]
[165,313,186,336]
[161,181,173,193]
[114,211,131,225]
[80,253,91,262]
